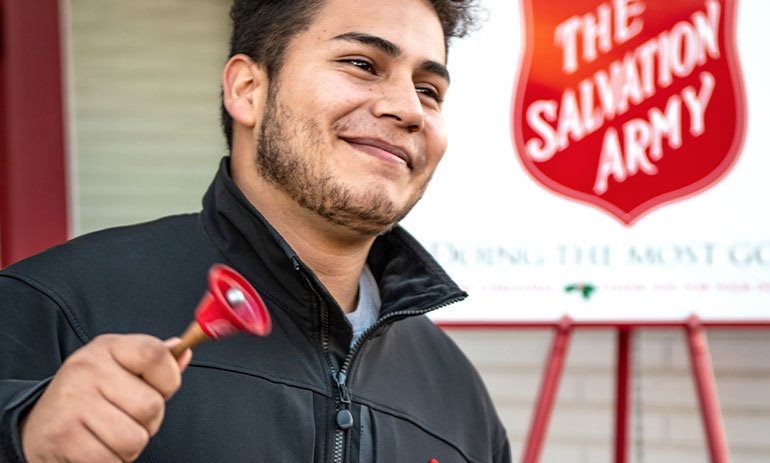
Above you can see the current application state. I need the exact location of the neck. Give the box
[287,227,373,314]
[231,156,375,314]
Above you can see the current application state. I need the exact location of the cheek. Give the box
[424,117,448,166]
[302,74,371,119]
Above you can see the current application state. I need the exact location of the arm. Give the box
[0,275,191,463]
[493,435,512,463]
[0,275,82,462]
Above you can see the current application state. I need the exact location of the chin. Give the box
[322,193,415,237]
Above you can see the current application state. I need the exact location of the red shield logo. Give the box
[513,0,746,225]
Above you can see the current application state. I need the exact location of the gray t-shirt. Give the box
[345,265,380,347]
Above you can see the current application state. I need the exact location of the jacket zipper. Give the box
[293,258,347,463]
[293,256,464,463]
[332,300,463,463]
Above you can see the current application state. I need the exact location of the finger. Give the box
[97,366,167,436]
[178,347,193,372]
[61,423,124,463]
[165,337,193,372]
[109,335,183,400]
[81,397,150,463]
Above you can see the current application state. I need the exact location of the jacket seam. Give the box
[0,272,91,346]
[354,398,487,463]
[187,361,332,398]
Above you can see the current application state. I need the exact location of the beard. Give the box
[254,84,427,236]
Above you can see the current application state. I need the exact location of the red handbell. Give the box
[170,264,271,358]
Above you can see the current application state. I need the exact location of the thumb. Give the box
[164,337,193,372]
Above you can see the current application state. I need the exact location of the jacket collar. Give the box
[200,157,466,328]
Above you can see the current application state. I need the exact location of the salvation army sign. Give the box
[403,0,769,323]
[513,0,745,225]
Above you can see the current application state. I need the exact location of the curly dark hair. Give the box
[221,0,480,151]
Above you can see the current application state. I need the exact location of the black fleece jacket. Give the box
[0,158,510,462]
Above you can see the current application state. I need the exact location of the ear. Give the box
[222,54,269,128]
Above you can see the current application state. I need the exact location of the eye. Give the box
[341,58,377,75]
[417,86,444,105]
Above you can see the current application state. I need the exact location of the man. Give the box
[0,0,511,461]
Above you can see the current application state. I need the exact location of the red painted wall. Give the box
[0,0,69,267]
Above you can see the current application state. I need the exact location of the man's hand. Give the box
[21,334,192,463]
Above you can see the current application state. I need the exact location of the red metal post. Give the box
[686,316,731,463]
[521,316,573,463]
[614,328,632,463]
[438,318,770,461]
[0,0,70,267]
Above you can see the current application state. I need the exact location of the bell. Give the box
[170,264,271,358]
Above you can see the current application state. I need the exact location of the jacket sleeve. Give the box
[494,435,512,463]
[0,274,86,463]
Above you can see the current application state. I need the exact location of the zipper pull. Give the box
[334,371,354,430]
[334,371,351,404]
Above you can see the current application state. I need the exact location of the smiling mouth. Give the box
[341,138,412,169]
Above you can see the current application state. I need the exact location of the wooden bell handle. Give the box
[170,322,209,358]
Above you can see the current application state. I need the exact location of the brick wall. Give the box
[445,328,770,463]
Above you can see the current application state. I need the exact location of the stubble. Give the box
[254,84,421,236]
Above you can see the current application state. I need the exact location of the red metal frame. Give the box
[615,328,631,463]
[686,316,731,463]
[0,0,70,267]
[440,318,769,463]
[438,320,770,329]
[521,316,573,463]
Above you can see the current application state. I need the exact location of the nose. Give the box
[372,77,425,133]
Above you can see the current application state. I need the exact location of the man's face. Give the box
[254,0,448,235]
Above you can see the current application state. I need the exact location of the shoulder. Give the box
[4,214,204,279]
[0,214,216,339]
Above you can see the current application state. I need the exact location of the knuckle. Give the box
[61,354,97,377]
[131,390,166,434]
[143,394,165,420]
[63,337,118,373]
[91,333,119,348]
[136,337,168,364]
[149,409,166,437]
[167,370,182,392]
[123,427,150,461]
[145,406,166,437]
[63,346,99,368]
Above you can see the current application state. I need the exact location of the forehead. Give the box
[298,0,446,64]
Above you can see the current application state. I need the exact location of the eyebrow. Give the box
[332,32,450,83]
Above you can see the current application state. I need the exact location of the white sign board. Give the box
[405,0,770,322]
